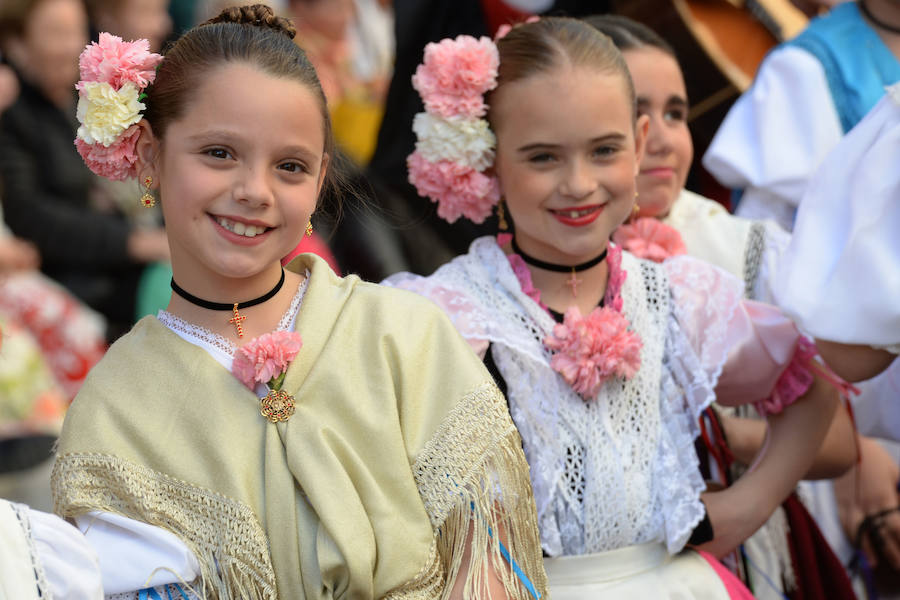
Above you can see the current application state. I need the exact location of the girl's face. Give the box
[625,47,693,219]
[491,66,647,265]
[99,0,172,53]
[141,63,326,290]
[8,0,87,103]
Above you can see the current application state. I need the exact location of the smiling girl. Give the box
[50,5,546,599]
[387,17,847,598]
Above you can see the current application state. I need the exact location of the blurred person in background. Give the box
[0,0,170,340]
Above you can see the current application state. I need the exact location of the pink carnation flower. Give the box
[545,306,642,399]
[407,151,500,223]
[612,218,687,264]
[74,124,140,181]
[77,32,162,92]
[412,35,499,119]
[232,331,303,390]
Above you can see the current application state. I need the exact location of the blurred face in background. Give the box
[290,0,354,41]
[5,0,88,107]
[624,46,693,218]
[93,0,172,53]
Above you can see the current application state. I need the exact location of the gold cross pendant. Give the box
[229,303,247,338]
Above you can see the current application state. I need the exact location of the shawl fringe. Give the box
[406,381,547,600]
[51,453,277,600]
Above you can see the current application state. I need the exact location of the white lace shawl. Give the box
[385,237,745,556]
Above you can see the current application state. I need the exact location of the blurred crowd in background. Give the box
[0,0,897,598]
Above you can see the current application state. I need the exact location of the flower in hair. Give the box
[412,35,499,119]
[408,35,501,224]
[74,33,162,181]
[74,124,141,181]
[77,33,161,91]
[544,306,642,399]
[408,152,500,223]
[612,218,687,263]
[76,82,144,146]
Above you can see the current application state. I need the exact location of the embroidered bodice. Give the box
[385,237,756,556]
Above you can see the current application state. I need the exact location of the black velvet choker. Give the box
[510,237,608,272]
[170,269,286,338]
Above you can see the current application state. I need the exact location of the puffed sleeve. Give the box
[383,270,491,358]
[664,256,818,415]
[774,86,900,349]
[0,500,103,600]
[702,46,843,230]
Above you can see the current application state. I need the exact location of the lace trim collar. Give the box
[157,271,310,357]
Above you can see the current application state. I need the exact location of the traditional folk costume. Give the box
[703,2,900,231]
[640,190,857,600]
[52,254,547,599]
[776,84,900,440]
[385,236,820,599]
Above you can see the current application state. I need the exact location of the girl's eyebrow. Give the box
[516,133,627,153]
[636,95,688,107]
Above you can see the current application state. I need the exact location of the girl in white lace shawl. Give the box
[385,16,845,599]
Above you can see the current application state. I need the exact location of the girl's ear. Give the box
[633,113,650,177]
[135,119,160,185]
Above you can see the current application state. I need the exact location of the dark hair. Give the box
[144,4,343,204]
[488,16,636,123]
[582,14,676,58]
[0,0,55,45]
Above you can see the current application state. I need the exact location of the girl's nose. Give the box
[559,158,598,199]
[234,166,274,207]
[645,114,673,156]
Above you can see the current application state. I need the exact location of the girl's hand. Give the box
[833,437,900,569]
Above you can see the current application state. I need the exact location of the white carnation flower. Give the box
[76,82,144,147]
[413,112,496,171]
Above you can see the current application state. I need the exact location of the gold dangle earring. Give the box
[497,198,509,231]
[631,191,640,222]
[140,175,156,208]
[305,219,313,237]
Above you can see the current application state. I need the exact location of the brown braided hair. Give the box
[204,4,296,39]
[143,4,344,205]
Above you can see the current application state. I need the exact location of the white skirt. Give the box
[544,543,734,599]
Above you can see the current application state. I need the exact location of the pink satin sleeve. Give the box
[715,300,813,411]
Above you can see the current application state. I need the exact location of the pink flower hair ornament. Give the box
[73,33,163,181]
[408,35,501,224]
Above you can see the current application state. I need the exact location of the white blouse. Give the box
[703,46,844,231]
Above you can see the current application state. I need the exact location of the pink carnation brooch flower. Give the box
[612,218,687,263]
[74,33,162,181]
[408,35,501,224]
[544,306,643,400]
[232,331,303,423]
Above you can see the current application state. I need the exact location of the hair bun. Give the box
[205,4,296,40]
